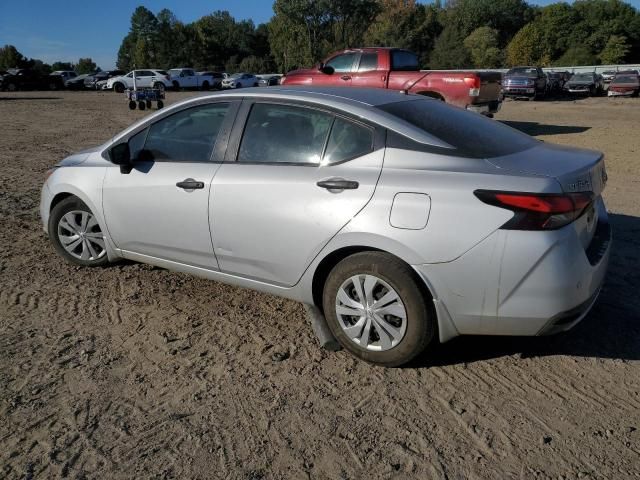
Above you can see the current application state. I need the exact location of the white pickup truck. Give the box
[168,68,220,90]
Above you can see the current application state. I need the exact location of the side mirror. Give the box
[320,65,335,75]
[110,142,132,174]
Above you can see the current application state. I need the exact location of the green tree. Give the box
[429,25,471,69]
[554,45,598,66]
[0,45,27,69]
[364,0,420,49]
[116,6,159,69]
[599,34,630,64]
[76,58,97,74]
[444,0,532,45]
[51,61,75,71]
[506,23,547,66]
[464,26,503,68]
[239,55,273,73]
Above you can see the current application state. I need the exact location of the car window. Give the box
[379,98,538,158]
[358,53,378,72]
[128,128,148,160]
[323,117,373,164]
[391,50,419,71]
[142,103,229,162]
[238,103,333,164]
[126,72,133,78]
[326,53,357,73]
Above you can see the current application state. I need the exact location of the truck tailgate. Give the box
[475,71,503,104]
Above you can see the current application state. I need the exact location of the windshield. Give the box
[507,67,537,76]
[571,74,593,81]
[378,98,538,158]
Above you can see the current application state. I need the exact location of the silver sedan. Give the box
[40,87,611,366]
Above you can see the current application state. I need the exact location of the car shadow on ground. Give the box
[412,213,640,367]
[501,120,591,136]
[0,96,62,101]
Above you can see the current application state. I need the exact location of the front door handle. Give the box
[341,75,351,81]
[176,178,204,190]
[316,178,359,190]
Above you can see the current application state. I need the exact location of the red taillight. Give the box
[475,190,594,230]
[464,75,481,96]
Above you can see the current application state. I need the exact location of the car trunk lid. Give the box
[486,143,607,248]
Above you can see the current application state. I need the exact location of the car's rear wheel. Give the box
[113,82,125,93]
[153,82,165,92]
[49,197,109,267]
[7,82,17,92]
[201,81,210,91]
[322,252,435,367]
[172,80,180,91]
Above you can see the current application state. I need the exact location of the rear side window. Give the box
[379,99,538,158]
[324,118,373,164]
[143,103,229,162]
[358,53,378,72]
[326,53,357,73]
[391,50,419,71]
[238,103,333,164]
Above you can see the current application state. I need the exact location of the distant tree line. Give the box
[0,45,99,74]
[117,0,640,72]
[2,0,639,75]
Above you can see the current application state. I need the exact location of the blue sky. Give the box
[1,0,639,69]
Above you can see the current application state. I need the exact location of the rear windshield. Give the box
[378,99,538,158]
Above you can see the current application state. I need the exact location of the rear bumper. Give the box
[415,198,611,340]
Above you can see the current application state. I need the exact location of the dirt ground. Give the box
[0,90,639,480]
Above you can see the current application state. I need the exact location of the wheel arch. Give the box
[310,245,436,320]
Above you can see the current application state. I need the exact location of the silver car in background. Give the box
[40,87,611,366]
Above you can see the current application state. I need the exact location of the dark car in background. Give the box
[608,73,640,97]
[84,70,125,90]
[258,75,280,87]
[546,71,570,94]
[502,66,548,100]
[65,74,91,90]
[564,72,604,96]
[0,68,65,91]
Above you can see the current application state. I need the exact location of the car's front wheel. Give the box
[322,252,435,367]
[113,82,125,93]
[48,197,109,267]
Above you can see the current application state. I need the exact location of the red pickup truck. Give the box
[280,47,503,116]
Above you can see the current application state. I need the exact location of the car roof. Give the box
[112,86,451,149]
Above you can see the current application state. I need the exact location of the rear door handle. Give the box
[316,178,359,190]
[176,178,204,190]
[341,75,351,81]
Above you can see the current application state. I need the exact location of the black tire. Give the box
[48,197,109,267]
[157,100,164,109]
[114,82,125,93]
[153,82,165,92]
[172,80,180,91]
[235,83,242,89]
[201,81,210,91]
[145,100,152,109]
[128,100,136,110]
[7,82,17,92]
[322,252,436,367]
[138,101,145,110]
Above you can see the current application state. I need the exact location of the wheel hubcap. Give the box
[335,275,407,351]
[57,210,106,261]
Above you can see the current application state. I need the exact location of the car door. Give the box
[209,100,384,286]
[350,52,386,88]
[136,70,154,87]
[321,52,359,86]
[182,70,197,88]
[103,100,239,269]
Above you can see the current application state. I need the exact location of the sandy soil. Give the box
[0,91,639,480]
